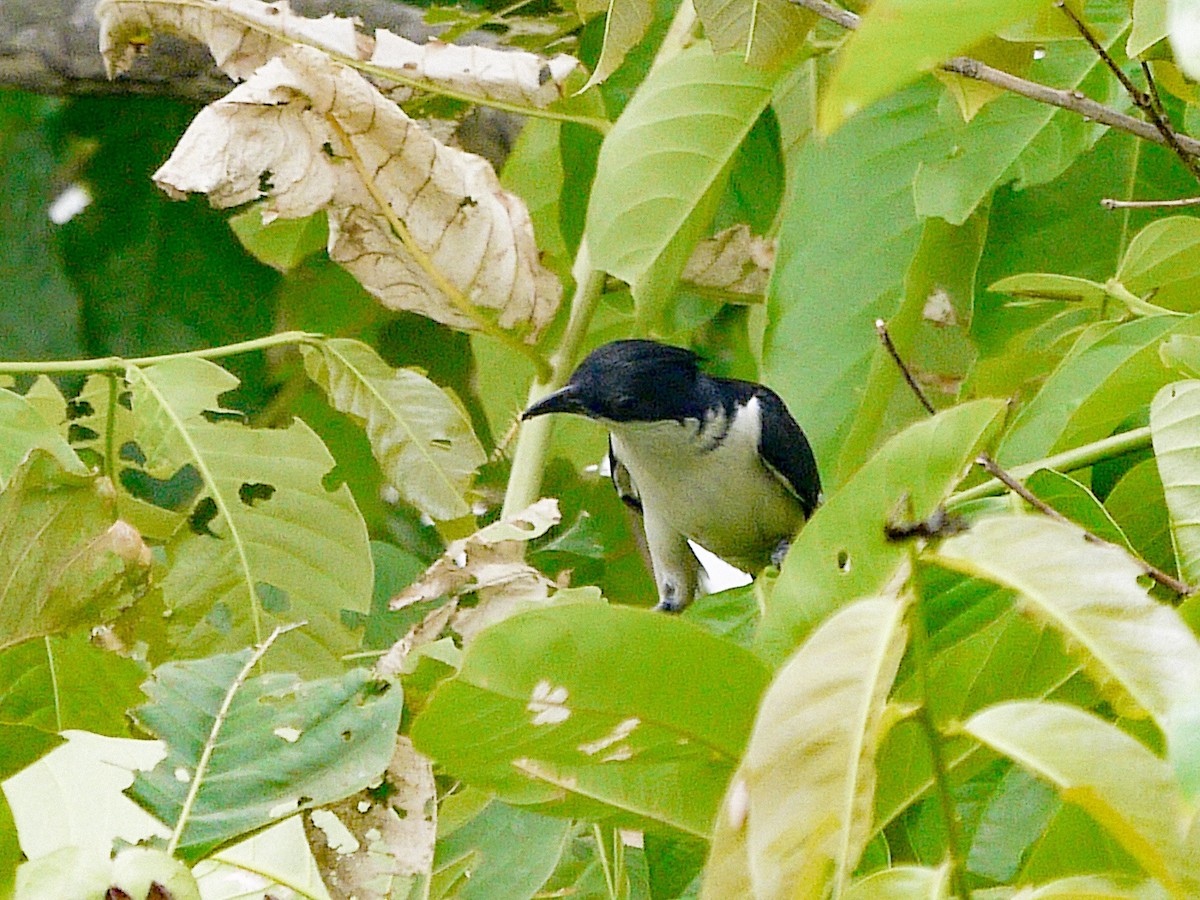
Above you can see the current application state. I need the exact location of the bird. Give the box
[521,339,821,612]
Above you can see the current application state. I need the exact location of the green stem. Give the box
[910,584,972,900]
[106,373,121,517]
[0,331,323,376]
[439,0,544,44]
[501,248,606,518]
[947,426,1152,507]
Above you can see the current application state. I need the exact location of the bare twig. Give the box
[1101,196,1200,209]
[976,454,1193,600]
[875,319,936,415]
[1056,2,1200,184]
[873,322,1195,601]
[789,0,1200,159]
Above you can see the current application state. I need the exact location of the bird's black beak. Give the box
[522,385,588,420]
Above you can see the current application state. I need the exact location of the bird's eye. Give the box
[611,395,639,415]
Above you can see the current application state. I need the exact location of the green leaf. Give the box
[582,0,657,90]
[411,603,770,836]
[913,0,1130,225]
[842,865,950,900]
[228,207,328,274]
[692,0,814,69]
[431,801,569,900]
[1117,216,1200,312]
[0,389,87,487]
[997,313,1200,467]
[1151,380,1200,584]
[1130,0,1169,58]
[129,652,404,861]
[127,357,373,674]
[820,0,1049,133]
[988,272,1110,305]
[301,338,486,522]
[707,596,909,900]
[0,633,147,738]
[1025,468,1131,549]
[965,700,1198,895]
[931,515,1200,726]
[756,399,1006,665]
[764,78,950,480]
[587,46,776,330]
[0,451,150,653]
[1105,457,1177,600]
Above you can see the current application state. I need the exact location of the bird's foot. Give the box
[769,538,791,568]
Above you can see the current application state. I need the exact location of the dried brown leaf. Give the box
[682,224,775,300]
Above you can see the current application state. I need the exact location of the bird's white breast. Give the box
[608,396,804,569]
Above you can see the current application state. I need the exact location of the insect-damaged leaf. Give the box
[126,357,372,675]
[128,652,403,861]
[152,45,561,341]
[302,339,486,522]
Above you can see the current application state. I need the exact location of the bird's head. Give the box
[522,339,704,424]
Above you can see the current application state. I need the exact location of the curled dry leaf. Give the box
[153,45,560,339]
[372,31,578,108]
[97,0,579,108]
[389,498,561,642]
[682,225,775,300]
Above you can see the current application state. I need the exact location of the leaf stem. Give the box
[0,331,323,376]
[593,824,619,900]
[789,0,1200,159]
[167,622,303,856]
[324,115,552,384]
[501,248,607,518]
[947,427,1152,506]
[909,583,972,899]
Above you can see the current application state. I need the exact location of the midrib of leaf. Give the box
[510,758,712,836]
[166,625,294,855]
[130,366,263,643]
[45,636,62,733]
[321,342,466,514]
[833,599,905,891]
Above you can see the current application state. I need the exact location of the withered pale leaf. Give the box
[153,46,561,339]
[389,499,560,639]
[97,0,361,81]
[371,31,578,108]
[305,737,436,900]
[98,0,580,108]
[681,224,774,301]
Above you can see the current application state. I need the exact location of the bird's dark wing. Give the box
[608,438,642,513]
[753,386,822,517]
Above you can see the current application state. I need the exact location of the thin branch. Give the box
[1055,1,1200,185]
[788,0,1200,158]
[976,454,1193,599]
[875,318,935,415]
[908,580,973,900]
[1101,196,1200,209]
[874,324,1194,601]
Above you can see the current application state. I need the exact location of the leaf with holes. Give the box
[757,399,1006,665]
[126,357,372,675]
[0,451,150,653]
[301,338,485,522]
[705,595,909,900]
[128,651,403,861]
[931,515,1200,726]
[411,603,770,837]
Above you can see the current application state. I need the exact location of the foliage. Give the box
[6,0,1200,897]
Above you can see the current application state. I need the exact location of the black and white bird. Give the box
[522,339,821,612]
